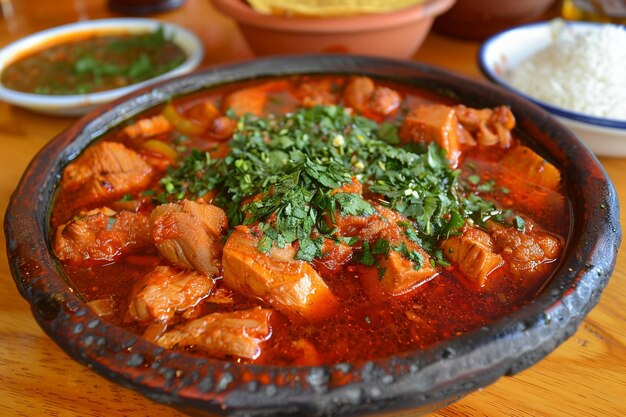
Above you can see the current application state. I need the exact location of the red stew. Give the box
[51,75,569,365]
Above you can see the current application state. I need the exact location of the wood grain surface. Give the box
[0,1,624,416]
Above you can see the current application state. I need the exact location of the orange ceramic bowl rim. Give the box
[211,0,456,33]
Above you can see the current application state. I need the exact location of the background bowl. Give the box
[478,20,626,157]
[4,55,620,416]
[434,0,557,40]
[210,0,456,58]
[0,18,203,116]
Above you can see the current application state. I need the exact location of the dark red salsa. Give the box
[50,75,569,366]
[2,27,186,95]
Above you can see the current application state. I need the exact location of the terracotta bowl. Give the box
[433,0,557,40]
[4,55,621,417]
[210,0,456,58]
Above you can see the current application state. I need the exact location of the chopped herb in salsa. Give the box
[2,27,187,95]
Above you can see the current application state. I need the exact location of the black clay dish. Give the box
[4,55,621,416]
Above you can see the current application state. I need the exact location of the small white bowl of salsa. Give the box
[0,18,203,116]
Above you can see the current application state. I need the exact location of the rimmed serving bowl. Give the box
[4,55,620,416]
[0,18,203,116]
[478,20,626,157]
[210,0,455,58]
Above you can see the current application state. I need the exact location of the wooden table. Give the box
[0,1,624,416]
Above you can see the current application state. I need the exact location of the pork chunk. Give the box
[222,227,340,322]
[122,115,173,140]
[222,80,288,117]
[379,245,437,296]
[441,227,504,287]
[314,238,353,275]
[359,205,438,297]
[343,76,401,119]
[454,105,515,148]
[156,307,273,360]
[488,220,561,277]
[399,104,461,166]
[500,146,561,191]
[59,141,153,211]
[151,200,228,277]
[295,77,342,108]
[128,265,214,323]
[53,207,150,264]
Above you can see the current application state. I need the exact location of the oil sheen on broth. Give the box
[50,75,569,365]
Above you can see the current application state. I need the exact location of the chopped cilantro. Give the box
[338,236,360,246]
[158,104,505,262]
[477,179,496,192]
[514,215,526,231]
[377,267,387,280]
[393,242,424,271]
[372,238,390,256]
[257,235,272,254]
[360,241,377,266]
[467,174,481,185]
[335,192,375,217]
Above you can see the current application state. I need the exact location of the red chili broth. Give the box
[52,75,571,366]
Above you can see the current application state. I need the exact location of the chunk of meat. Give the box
[222,227,340,322]
[343,76,374,113]
[359,205,438,298]
[360,204,406,241]
[208,116,237,141]
[295,77,342,108]
[186,100,220,125]
[441,227,504,287]
[59,141,153,211]
[223,87,267,117]
[205,286,235,305]
[369,86,401,117]
[378,243,438,296]
[462,154,565,230]
[330,201,436,304]
[500,146,561,191]
[343,76,401,119]
[331,201,405,242]
[325,177,372,235]
[488,220,561,277]
[454,105,515,148]
[151,200,228,276]
[314,238,353,275]
[399,104,461,166]
[156,307,273,360]
[128,266,214,324]
[53,207,151,264]
[222,80,289,117]
[122,115,172,140]
[185,100,236,141]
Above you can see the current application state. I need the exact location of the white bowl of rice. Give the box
[478,19,626,157]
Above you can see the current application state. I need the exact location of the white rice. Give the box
[504,21,626,122]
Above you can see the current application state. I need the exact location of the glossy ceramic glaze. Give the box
[4,55,620,417]
[210,0,455,58]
